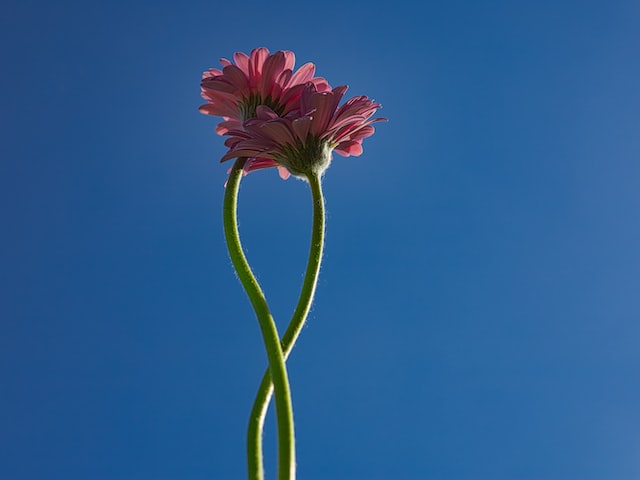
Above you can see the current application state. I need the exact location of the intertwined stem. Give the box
[246,172,326,480]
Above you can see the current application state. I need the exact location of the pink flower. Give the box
[199,48,330,136]
[221,85,386,179]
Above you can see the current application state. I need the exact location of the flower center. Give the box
[240,94,285,121]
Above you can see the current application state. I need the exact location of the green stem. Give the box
[247,172,326,480]
[223,158,296,480]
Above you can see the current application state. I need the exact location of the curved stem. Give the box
[247,172,326,480]
[223,158,296,480]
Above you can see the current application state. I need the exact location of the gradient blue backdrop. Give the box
[2,1,639,479]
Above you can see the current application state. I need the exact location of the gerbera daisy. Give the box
[199,47,330,134]
[221,84,385,179]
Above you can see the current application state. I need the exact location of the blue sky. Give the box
[2,1,640,479]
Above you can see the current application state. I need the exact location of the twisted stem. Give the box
[247,172,326,480]
[223,158,296,480]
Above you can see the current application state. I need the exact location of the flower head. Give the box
[199,48,331,136]
[221,85,386,179]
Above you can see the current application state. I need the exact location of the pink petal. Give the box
[221,65,249,91]
[221,148,263,162]
[334,141,363,157]
[277,69,293,88]
[308,92,336,135]
[278,166,291,179]
[245,157,280,173]
[233,51,250,75]
[198,104,218,115]
[282,51,296,71]
[215,119,242,135]
[260,51,287,97]
[288,62,316,86]
[201,78,237,94]
[291,116,312,142]
[311,77,331,92]
[258,121,296,145]
[255,105,280,120]
[249,48,269,80]
[202,68,223,79]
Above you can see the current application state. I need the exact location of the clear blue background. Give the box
[2,1,639,479]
